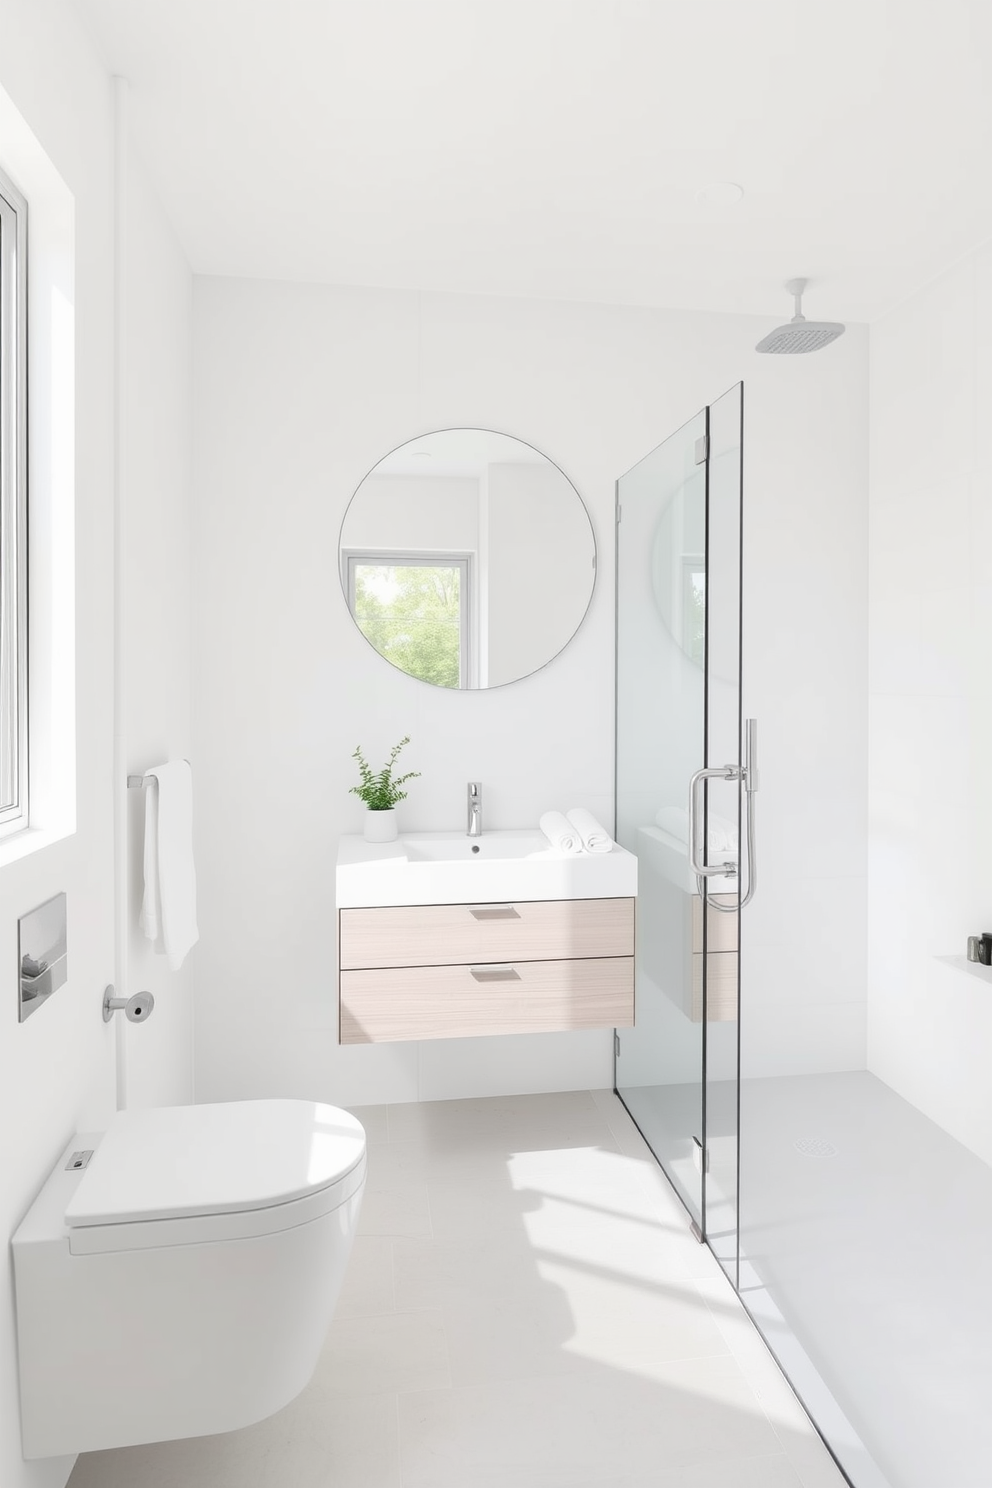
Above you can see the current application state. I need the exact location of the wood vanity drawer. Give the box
[340,956,634,1044]
[339,897,634,971]
[691,894,738,953]
[691,951,738,1022]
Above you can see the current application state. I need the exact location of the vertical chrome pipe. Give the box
[112,75,129,1111]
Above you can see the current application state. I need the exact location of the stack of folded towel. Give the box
[654,805,738,854]
[539,809,614,854]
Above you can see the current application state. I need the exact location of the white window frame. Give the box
[343,550,475,688]
[0,166,28,838]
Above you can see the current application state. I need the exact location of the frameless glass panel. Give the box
[616,389,744,1261]
[702,383,743,1284]
[615,409,708,1229]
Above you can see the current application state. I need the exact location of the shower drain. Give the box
[793,1137,838,1158]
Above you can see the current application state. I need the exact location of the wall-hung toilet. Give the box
[12,1099,366,1459]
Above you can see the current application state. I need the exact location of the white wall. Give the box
[192,278,869,1108]
[119,117,194,1110]
[0,8,193,1485]
[741,353,871,1077]
[342,472,479,553]
[868,246,992,1163]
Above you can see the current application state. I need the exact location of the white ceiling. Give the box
[75,0,992,321]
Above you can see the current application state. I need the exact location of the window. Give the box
[0,167,28,837]
[344,552,472,689]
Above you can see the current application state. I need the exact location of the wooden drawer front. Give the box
[340,956,634,1044]
[340,898,634,971]
[691,951,738,1023]
[691,895,738,954]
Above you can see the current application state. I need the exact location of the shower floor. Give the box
[623,1071,992,1488]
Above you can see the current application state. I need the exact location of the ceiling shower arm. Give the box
[786,277,808,322]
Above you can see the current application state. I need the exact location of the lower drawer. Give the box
[690,951,738,1022]
[340,956,634,1044]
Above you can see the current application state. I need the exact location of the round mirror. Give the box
[650,466,705,668]
[339,429,596,689]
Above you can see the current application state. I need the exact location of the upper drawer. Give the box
[339,897,634,971]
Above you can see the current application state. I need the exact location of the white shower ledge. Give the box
[935,954,992,984]
[336,830,637,909]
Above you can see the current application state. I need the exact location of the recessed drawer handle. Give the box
[470,965,521,983]
[469,905,520,920]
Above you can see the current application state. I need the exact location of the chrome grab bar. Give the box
[688,765,740,881]
[688,718,759,911]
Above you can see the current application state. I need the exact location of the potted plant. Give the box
[350,735,420,843]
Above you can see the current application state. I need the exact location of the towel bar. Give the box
[127,760,190,788]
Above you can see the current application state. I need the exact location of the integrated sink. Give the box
[402,831,547,862]
[337,829,637,908]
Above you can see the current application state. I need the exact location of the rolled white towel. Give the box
[566,808,614,854]
[539,810,584,854]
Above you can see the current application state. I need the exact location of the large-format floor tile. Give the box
[534,1256,731,1372]
[394,1233,553,1312]
[613,1456,807,1488]
[334,1233,395,1318]
[356,1147,433,1237]
[344,1103,390,1144]
[386,1091,615,1157]
[67,1090,846,1488]
[318,1308,451,1396]
[396,1359,785,1487]
[388,1090,609,1138]
[439,1299,572,1386]
[67,1388,400,1488]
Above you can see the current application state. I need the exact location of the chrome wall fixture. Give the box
[103,986,155,1023]
[18,893,68,1023]
[687,718,759,912]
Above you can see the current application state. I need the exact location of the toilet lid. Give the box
[63,1100,366,1227]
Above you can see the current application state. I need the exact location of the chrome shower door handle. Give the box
[687,718,759,911]
[688,765,740,883]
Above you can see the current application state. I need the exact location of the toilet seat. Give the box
[63,1099,366,1255]
[14,1098,368,1457]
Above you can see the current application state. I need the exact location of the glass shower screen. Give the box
[615,385,744,1271]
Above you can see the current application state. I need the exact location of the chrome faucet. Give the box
[467,782,482,837]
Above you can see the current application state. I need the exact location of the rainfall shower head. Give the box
[755,279,845,354]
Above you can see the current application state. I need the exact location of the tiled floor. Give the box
[67,1090,848,1488]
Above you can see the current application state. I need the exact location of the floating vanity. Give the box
[336,831,637,1043]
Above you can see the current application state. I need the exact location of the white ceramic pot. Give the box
[363,808,398,843]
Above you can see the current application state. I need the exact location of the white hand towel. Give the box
[139,760,199,971]
[539,810,584,854]
[654,805,738,853]
[566,808,614,853]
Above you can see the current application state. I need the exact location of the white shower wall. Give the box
[191,279,869,1107]
[868,244,992,1166]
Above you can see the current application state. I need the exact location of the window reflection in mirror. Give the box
[345,555,469,689]
[339,430,596,690]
